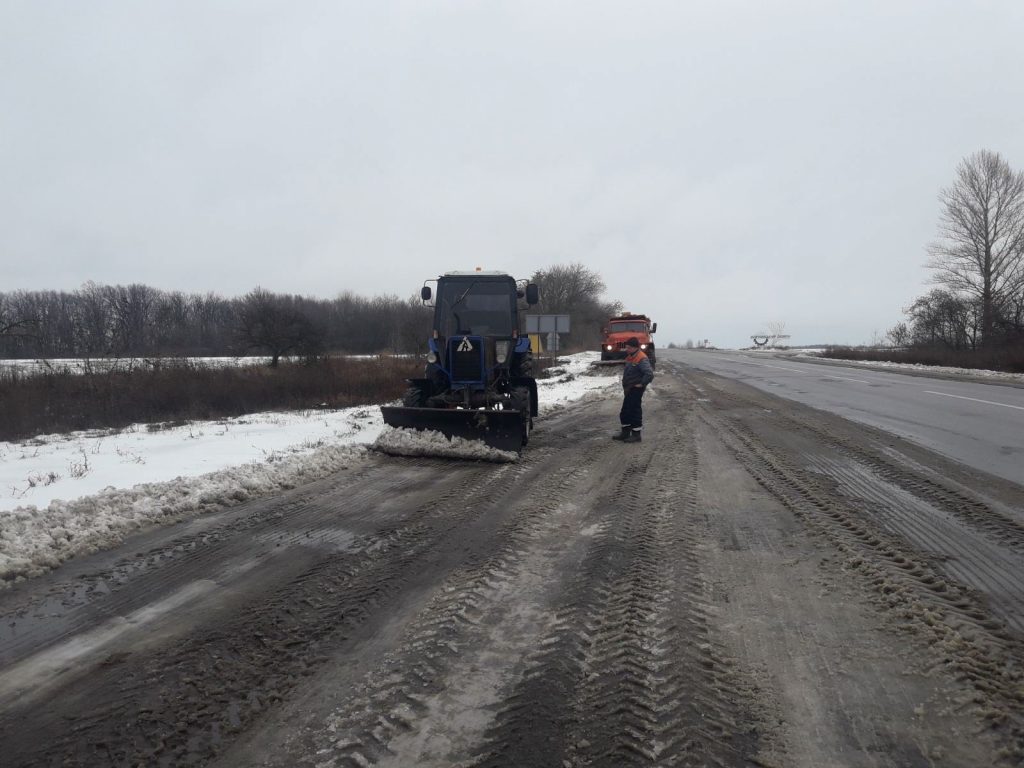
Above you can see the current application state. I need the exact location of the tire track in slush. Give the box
[0,459,438,667]
[0,457,530,767]
[471,408,763,768]
[805,454,1024,632]
[688,370,1024,635]
[698,408,1024,762]
[571,414,761,768]
[275,437,615,767]
[693,371,1024,555]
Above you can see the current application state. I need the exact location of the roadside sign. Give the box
[525,315,571,334]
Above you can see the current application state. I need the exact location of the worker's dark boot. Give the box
[611,426,630,441]
[624,429,642,443]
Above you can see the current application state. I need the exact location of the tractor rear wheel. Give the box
[512,350,533,378]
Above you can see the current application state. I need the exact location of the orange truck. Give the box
[600,313,657,367]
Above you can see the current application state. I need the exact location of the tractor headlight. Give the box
[495,340,510,364]
[427,351,438,364]
[640,344,647,350]
[606,344,613,351]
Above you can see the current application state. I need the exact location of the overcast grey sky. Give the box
[3,1,1023,348]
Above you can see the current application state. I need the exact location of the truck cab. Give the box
[601,313,657,366]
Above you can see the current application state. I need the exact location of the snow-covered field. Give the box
[0,356,284,376]
[0,353,618,585]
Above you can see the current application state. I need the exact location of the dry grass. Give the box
[0,356,423,442]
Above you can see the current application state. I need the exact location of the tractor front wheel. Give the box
[402,384,429,407]
[510,386,532,445]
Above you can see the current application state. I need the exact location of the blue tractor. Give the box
[381,270,540,453]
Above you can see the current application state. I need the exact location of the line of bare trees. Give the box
[0,264,624,362]
[0,282,432,362]
[890,149,1024,354]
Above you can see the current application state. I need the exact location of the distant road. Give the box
[664,348,1024,484]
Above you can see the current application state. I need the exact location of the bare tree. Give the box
[905,289,979,350]
[236,288,324,366]
[192,292,234,354]
[394,294,433,353]
[74,281,115,356]
[530,263,621,348]
[928,149,1024,345]
[886,321,910,348]
[0,294,36,354]
[531,263,606,312]
[1002,289,1024,337]
[109,283,159,355]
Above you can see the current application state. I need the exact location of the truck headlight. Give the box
[495,340,510,364]
[606,345,613,351]
[640,344,647,350]
[427,351,438,364]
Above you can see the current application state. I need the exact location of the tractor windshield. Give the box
[436,279,517,337]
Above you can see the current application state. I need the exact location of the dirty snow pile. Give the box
[0,352,616,585]
[373,427,520,462]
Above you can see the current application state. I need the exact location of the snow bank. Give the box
[0,353,618,586]
[372,426,519,462]
[789,351,1024,385]
[0,443,368,584]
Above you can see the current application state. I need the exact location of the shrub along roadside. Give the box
[0,357,424,442]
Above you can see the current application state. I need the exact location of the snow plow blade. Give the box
[380,406,526,454]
